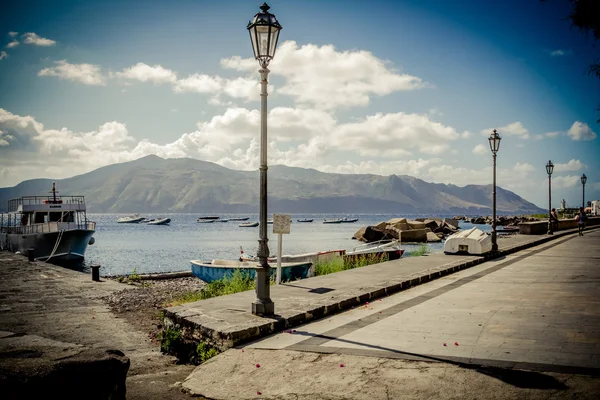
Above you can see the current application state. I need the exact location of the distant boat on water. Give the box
[117,214,145,223]
[297,218,313,223]
[323,218,344,224]
[147,217,171,225]
[340,217,359,223]
[197,218,215,223]
[197,216,219,220]
[216,219,229,223]
[239,221,259,227]
[229,217,249,221]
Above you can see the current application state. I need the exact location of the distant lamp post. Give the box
[546,160,554,235]
[488,129,501,252]
[247,2,282,316]
[581,174,587,209]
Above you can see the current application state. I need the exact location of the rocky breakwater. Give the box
[353,217,459,243]
[453,215,541,227]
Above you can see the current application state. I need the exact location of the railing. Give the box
[8,196,86,212]
[0,216,95,235]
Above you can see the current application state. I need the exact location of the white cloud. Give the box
[472,144,486,154]
[544,131,560,138]
[567,121,597,141]
[174,74,258,102]
[6,40,19,48]
[39,60,106,86]
[0,51,7,60]
[116,63,177,84]
[481,122,529,139]
[222,40,426,110]
[549,175,579,189]
[22,32,56,46]
[549,49,567,56]
[514,162,535,173]
[8,32,18,38]
[554,159,586,172]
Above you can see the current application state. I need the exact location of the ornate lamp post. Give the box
[546,160,554,235]
[247,2,282,316]
[581,174,587,209]
[488,129,501,252]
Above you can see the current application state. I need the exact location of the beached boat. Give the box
[343,240,404,266]
[267,219,273,224]
[147,217,171,225]
[297,218,314,223]
[0,182,96,265]
[117,214,145,223]
[340,217,359,223]
[197,218,215,223]
[229,217,250,221]
[240,249,345,266]
[323,218,344,224]
[239,221,259,227]
[191,259,313,283]
[444,227,491,255]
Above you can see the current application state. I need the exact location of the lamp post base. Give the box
[252,300,275,316]
[547,222,553,235]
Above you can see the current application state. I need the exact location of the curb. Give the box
[164,226,599,351]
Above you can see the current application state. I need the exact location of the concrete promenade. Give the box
[165,225,599,351]
[183,228,600,399]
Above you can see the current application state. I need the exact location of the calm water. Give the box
[83,214,492,276]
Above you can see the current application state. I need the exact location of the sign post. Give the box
[272,214,291,284]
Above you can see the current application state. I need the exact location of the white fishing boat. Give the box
[323,218,344,224]
[0,182,96,264]
[147,217,171,225]
[239,221,259,227]
[197,218,215,223]
[117,214,145,223]
[215,219,229,223]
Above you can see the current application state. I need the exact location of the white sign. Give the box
[272,214,291,234]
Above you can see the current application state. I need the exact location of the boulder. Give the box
[443,218,459,229]
[407,220,427,230]
[426,232,442,242]
[422,219,440,231]
[0,332,130,400]
[386,218,409,231]
[374,221,388,230]
[352,227,367,241]
[363,226,386,242]
[399,229,427,243]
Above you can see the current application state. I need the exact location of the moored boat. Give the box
[117,214,145,223]
[215,219,229,223]
[0,182,96,265]
[147,217,171,225]
[191,259,313,283]
[297,218,314,223]
[323,218,344,224]
[340,217,359,223]
[229,217,250,221]
[197,216,220,220]
[197,218,215,223]
[239,221,259,227]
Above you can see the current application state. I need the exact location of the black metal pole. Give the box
[547,175,553,235]
[492,153,498,251]
[582,182,585,210]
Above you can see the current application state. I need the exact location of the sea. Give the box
[83,213,492,276]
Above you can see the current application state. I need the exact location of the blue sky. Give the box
[0,0,598,209]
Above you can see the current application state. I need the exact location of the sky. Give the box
[0,0,598,209]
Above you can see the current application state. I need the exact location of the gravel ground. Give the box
[103,277,206,344]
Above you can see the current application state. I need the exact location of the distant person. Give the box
[575,207,586,236]
[550,208,559,230]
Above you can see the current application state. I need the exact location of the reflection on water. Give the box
[83,214,493,276]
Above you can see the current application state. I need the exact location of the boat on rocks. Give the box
[0,182,96,265]
[191,259,313,283]
[147,217,171,225]
[117,214,145,223]
[239,221,259,227]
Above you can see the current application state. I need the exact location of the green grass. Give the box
[314,253,390,276]
[170,269,257,306]
[525,213,548,219]
[409,244,429,257]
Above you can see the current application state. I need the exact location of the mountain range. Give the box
[0,155,543,214]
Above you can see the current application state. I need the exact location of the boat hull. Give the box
[191,260,312,283]
[7,229,95,265]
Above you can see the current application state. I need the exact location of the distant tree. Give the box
[542,0,599,121]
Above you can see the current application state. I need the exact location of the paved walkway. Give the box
[166,227,595,350]
[182,229,600,399]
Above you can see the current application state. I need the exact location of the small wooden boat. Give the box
[229,217,250,221]
[323,218,344,224]
[147,217,171,225]
[239,221,259,227]
[444,227,491,255]
[340,217,359,223]
[191,259,313,283]
[197,219,215,223]
[297,218,314,223]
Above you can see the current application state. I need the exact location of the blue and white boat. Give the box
[191,259,313,283]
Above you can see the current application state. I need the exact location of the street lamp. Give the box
[488,129,501,252]
[581,174,587,209]
[247,2,282,316]
[546,160,554,235]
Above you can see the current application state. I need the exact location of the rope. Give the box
[44,229,64,263]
